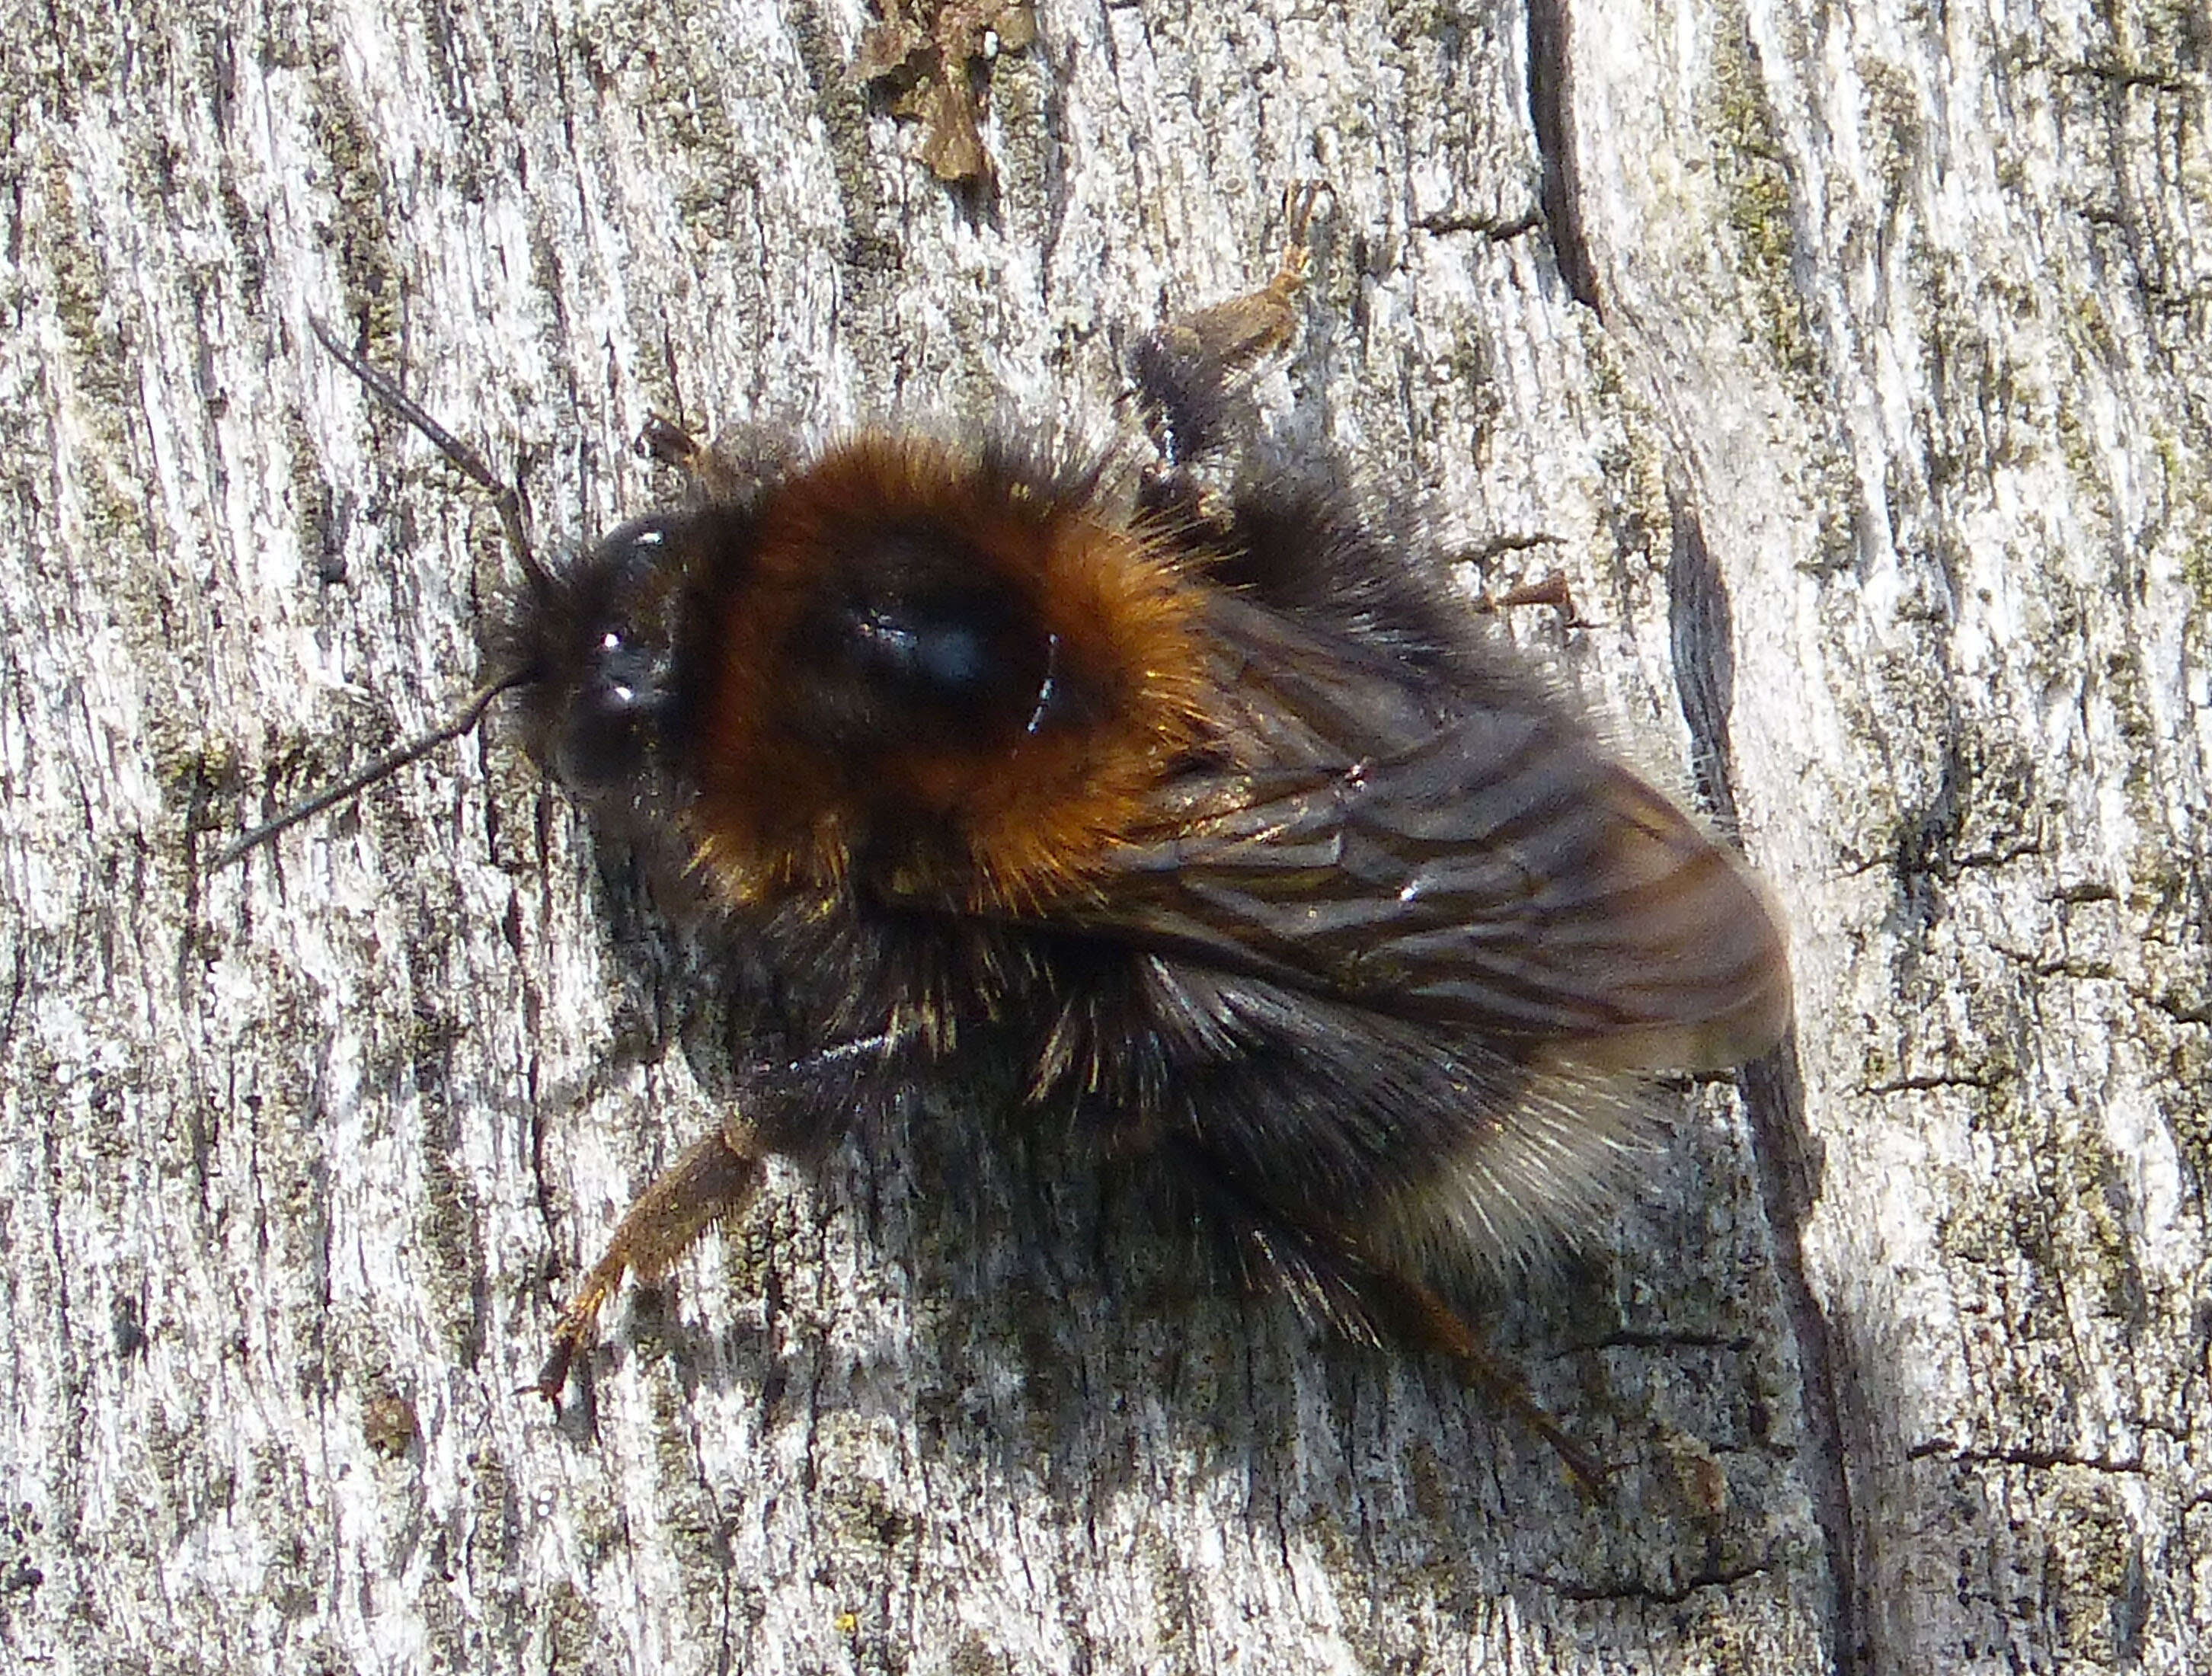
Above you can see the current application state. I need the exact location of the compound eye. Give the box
[590,628,657,717]
[566,622,681,780]
[548,524,693,789]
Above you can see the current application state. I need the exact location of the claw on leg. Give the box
[1157,180,1323,381]
[1130,181,1329,469]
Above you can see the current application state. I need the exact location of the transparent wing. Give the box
[1074,598,1792,1073]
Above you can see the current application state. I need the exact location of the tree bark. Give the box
[2,1,2206,1672]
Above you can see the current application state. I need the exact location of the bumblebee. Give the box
[232,191,1791,1481]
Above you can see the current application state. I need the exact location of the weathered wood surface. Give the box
[2,1,2206,1671]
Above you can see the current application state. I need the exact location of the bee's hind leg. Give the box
[1160,1133,1610,1495]
[1364,1266,1614,1498]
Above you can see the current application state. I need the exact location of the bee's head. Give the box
[508,510,725,801]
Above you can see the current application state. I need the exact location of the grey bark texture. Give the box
[2,0,2206,1672]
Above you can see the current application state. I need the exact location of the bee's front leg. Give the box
[535,1127,766,1402]
[636,415,802,504]
[535,1028,916,1402]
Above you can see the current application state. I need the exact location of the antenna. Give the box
[213,673,532,867]
[306,317,549,592]
[213,320,546,867]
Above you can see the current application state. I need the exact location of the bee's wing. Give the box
[1085,611,1792,1073]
